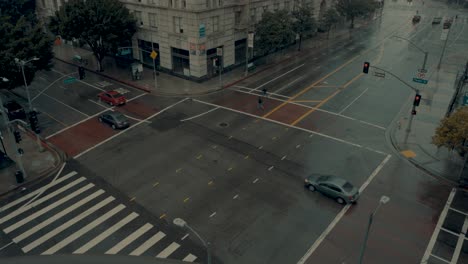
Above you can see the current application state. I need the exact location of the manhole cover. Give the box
[219,122,229,128]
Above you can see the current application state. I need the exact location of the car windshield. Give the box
[342,182,354,192]
[317,175,330,182]
[111,92,122,98]
[113,114,127,122]
[5,102,22,110]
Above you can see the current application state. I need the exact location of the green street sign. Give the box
[412,77,428,84]
[463,92,468,106]
[63,77,76,84]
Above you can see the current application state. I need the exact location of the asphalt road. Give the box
[1,0,468,263]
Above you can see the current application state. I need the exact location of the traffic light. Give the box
[412,110,417,115]
[14,131,21,143]
[413,94,422,106]
[363,62,370,74]
[78,66,85,80]
[29,111,40,134]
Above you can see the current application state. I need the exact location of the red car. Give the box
[97,91,126,106]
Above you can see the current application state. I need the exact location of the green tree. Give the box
[49,0,137,72]
[335,0,378,28]
[432,107,468,154]
[321,8,340,39]
[292,3,316,51]
[254,10,295,56]
[0,0,53,90]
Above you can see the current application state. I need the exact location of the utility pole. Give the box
[245,0,251,77]
[438,26,451,70]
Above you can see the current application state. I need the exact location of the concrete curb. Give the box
[0,125,67,198]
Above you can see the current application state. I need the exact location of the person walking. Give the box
[262,88,268,97]
[257,96,264,110]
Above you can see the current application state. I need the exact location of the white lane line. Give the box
[0,177,86,225]
[0,171,76,213]
[127,93,147,102]
[296,144,301,148]
[45,92,146,140]
[31,73,76,102]
[180,107,219,122]
[41,93,89,117]
[156,242,180,258]
[123,114,151,124]
[51,69,106,92]
[42,204,126,255]
[232,87,385,131]
[359,120,386,130]
[232,87,291,99]
[448,21,466,48]
[281,156,286,160]
[252,178,259,184]
[129,231,166,256]
[13,189,105,243]
[209,212,217,218]
[22,196,115,253]
[183,253,197,262]
[273,76,304,94]
[88,99,109,109]
[181,233,189,240]
[252,64,305,92]
[297,154,391,264]
[268,166,274,171]
[233,85,254,91]
[421,188,457,263]
[4,183,94,233]
[105,223,153,254]
[74,212,139,254]
[338,87,369,114]
[73,98,189,159]
[259,146,263,149]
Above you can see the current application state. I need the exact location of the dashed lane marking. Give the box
[181,234,189,240]
[159,213,166,219]
[268,166,274,171]
[130,197,136,202]
[176,168,182,173]
[196,154,203,160]
[252,178,259,184]
[233,194,239,199]
[281,156,286,160]
[209,212,217,218]
[183,197,190,203]
[259,146,263,149]
[153,182,159,187]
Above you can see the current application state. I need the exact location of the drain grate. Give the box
[218,122,229,128]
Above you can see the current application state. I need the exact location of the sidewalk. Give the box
[51,19,367,97]
[389,62,466,184]
[0,124,65,197]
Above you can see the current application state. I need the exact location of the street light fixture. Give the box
[359,195,390,264]
[15,57,39,112]
[391,36,428,71]
[173,218,211,264]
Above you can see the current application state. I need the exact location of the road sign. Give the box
[199,24,206,38]
[412,77,428,84]
[217,47,223,56]
[150,50,158,60]
[63,77,76,84]
[418,69,427,73]
[417,72,425,78]
[374,71,385,78]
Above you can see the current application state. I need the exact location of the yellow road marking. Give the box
[291,89,342,125]
[228,167,233,171]
[291,100,323,103]
[313,85,342,88]
[183,197,190,203]
[159,213,166,219]
[196,154,203,160]
[176,168,182,173]
[401,150,416,158]
[153,182,159,187]
[343,73,364,88]
[130,197,136,202]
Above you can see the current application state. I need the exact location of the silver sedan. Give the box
[304,174,359,204]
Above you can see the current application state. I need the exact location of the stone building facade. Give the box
[36,0,332,81]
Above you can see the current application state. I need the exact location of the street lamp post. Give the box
[15,57,43,152]
[173,218,211,264]
[358,195,390,264]
[391,36,428,71]
[0,77,26,179]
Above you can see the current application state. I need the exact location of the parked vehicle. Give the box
[98,112,130,130]
[304,174,359,204]
[412,15,421,23]
[3,100,26,121]
[432,17,442,24]
[443,20,452,29]
[98,90,127,106]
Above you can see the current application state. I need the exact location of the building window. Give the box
[169,0,173,7]
[218,0,222,6]
[250,8,256,22]
[284,1,289,10]
[235,11,241,25]
[182,0,186,8]
[263,5,268,12]
[206,0,210,8]
[212,16,219,32]
[274,3,279,10]
[149,13,157,28]
[150,0,156,4]
[174,16,183,33]
[134,11,143,26]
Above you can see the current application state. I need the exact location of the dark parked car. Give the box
[98,112,130,130]
[412,15,421,23]
[304,174,360,204]
[3,100,26,121]
[443,20,452,29]
[432,17,442,24]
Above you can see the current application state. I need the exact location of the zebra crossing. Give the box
[0,171,198,262]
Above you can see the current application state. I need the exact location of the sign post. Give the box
[150,50,158,90]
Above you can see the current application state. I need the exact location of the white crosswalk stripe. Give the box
[0,171,198,261]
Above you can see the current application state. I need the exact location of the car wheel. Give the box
[308,185,316,192]
[111,124,116,130]
[336,197,345,204]
[98,118,103,123]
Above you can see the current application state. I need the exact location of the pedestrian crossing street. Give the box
[0,171,198,262]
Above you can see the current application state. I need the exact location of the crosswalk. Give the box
[0,171,198,262]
